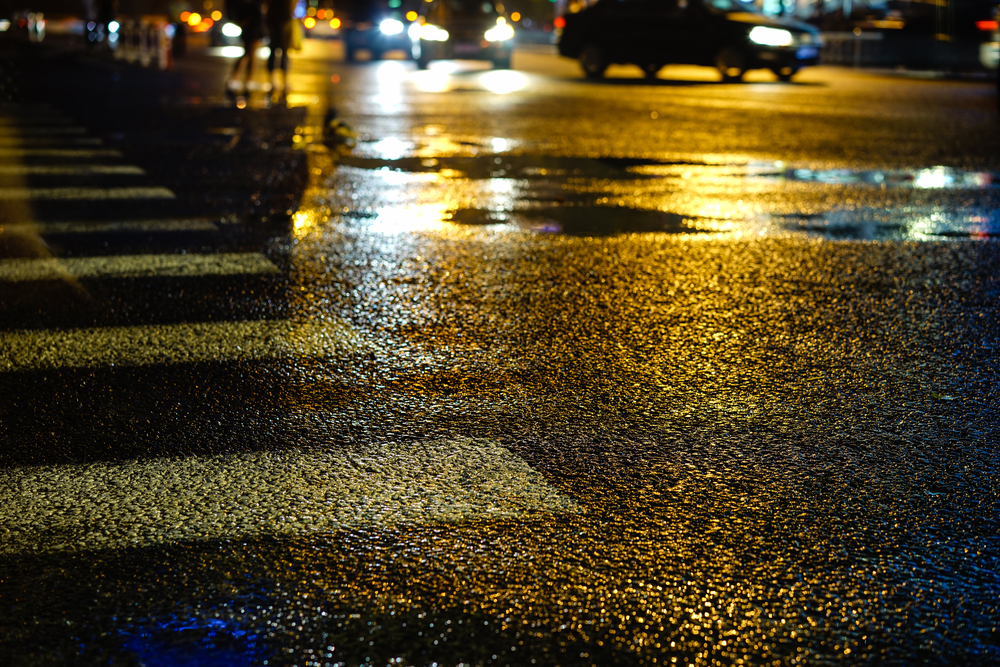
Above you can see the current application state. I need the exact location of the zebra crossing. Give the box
[0,102,578,556]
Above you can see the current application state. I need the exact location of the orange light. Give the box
[510,11,520,21]
[179,11,191,21]
[553,15,565,28]
[191,21,211,31]
[303,16,316,28]
[187,12,201,25]
[317,9,326,18]
[331,74,340,83]
[330,17,341,28]
[406,10,417,20]
[976,20,998,30]
[211,10,222,20]
[202,17,213,27]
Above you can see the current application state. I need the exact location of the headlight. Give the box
[484,16,514,41]
[221,22,242,37]
[416,23,449,41]
[380,18,404,35]
[749,26,793,47]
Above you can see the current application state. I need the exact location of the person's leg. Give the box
[280,48,290,91]
[244,39,259,88]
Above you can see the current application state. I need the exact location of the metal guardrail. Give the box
[820,31,885,67]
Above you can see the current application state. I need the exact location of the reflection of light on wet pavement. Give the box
[491,137,511,152]
[412,70,451,93]
[479,70,528,94]
[369,203,452,234]
[369,137,413,159]
[373,61,407,112]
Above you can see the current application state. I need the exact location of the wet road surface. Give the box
[1,40,999,666]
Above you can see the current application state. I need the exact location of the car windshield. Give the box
[446,0,498,15]
[704,0,762,13]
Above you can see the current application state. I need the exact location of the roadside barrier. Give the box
[821,31,884,67]
[113,19,173,70]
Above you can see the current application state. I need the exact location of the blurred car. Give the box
[410,0,515,69]
[557,0,821,81]
[338,0,412,61]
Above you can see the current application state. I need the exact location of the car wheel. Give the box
[771,66,799,82]
[642,63,663,79]
[715,47,745,82]
[492,56,512,69]
[579,43,608,79]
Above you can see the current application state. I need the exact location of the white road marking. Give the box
[0,165,145,176]
[1,219,216,234]
[0,149,123,158]
[0,136,103,146]
[0,252,276,282]
[0,186,174,200]
[0,318,357,371]
[0,438,580,554]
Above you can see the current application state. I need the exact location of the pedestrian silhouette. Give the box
[226,0,265,94]
[266,0,298,94]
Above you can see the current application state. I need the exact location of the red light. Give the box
[179,11,190,21]
[553,16,566,28]
[976,20,998,30]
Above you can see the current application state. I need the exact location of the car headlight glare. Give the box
[221,22,242,37]
[380,18,404,35]
[416,23,449,41]
[484,18,514,41]
[749,26,793,47]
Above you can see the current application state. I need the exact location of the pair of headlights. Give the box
[401,17,515,42]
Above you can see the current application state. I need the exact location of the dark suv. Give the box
[558,0,821,81]
[341,0,413,61]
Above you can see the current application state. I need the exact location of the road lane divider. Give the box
[0,438,580,554]
[1,219,217,234]
[0,318,361,371]
[0,252,276,282]
[0,186,175,200]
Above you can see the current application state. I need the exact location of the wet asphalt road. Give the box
[1,39,999,666]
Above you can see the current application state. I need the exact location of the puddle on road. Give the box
[333,151,1000,241]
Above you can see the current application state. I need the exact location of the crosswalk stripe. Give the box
[0,137,103,146]
[0,186,175,200]
[0,165,145,176]
[0,438,581,554]
[0,318,360,371]
[0,148,123,158]
[0,252,277,282]
[1,219,217,234]
[0,126,88,136]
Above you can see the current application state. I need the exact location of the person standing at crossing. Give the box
[226,0,265,94]
[266,0,299,94]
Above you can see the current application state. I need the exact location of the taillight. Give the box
[975,20,998,31]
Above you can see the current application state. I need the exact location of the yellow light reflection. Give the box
[480,70,527,94]
[292,209,322,237]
